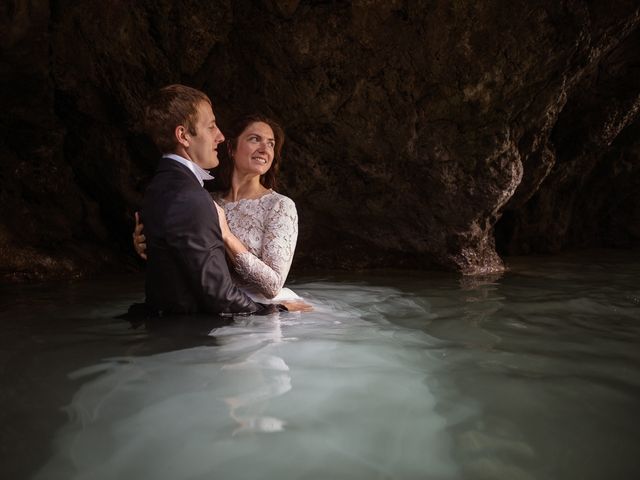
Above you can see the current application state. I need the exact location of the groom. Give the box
[142,84,280,315]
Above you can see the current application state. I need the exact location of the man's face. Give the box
[185,101,225,169]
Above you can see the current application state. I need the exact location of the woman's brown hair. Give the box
[213,114,285,192]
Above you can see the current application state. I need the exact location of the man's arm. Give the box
[164,189,260,314]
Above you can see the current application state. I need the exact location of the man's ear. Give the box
[175,125,189,148]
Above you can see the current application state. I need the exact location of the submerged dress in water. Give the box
[215,190,299,303]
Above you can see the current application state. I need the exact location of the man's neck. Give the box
[163,153,213,186]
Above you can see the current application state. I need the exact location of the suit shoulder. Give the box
[173,186,215,210]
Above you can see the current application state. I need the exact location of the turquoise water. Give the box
[1,250,639,479]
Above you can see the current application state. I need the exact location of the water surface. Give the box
[1,250,639,479]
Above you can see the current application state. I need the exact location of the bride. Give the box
[134,114,300,303]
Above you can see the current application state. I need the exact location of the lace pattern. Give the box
[214,191,298,299]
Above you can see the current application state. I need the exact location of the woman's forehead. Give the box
[242,121,274,138]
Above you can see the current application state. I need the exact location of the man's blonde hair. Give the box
[144,84,211,153]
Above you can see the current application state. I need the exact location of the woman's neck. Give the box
[225,172,268,202]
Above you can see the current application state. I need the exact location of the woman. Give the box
[134,114,299,303]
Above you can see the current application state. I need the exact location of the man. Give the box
[142,84,289,315]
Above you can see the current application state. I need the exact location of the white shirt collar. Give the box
[163,153,214,187]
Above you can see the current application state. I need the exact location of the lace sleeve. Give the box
[234,196,298,298]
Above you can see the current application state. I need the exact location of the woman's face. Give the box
[231,121,275,177]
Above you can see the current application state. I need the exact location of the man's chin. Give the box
[201,159,218,170]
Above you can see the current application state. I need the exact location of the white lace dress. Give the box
[214,190,300,303]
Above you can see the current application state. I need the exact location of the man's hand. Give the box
[280,300,314,312]
[133,211,147,260]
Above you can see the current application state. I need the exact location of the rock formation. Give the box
[1,0,639,281]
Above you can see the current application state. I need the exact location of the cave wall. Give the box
[1,0,639,281]
[496,26,640,253]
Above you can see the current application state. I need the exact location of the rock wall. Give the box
[1,0,639,281]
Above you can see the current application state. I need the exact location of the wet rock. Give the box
[1,1,639,281]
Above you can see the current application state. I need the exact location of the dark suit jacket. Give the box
[142,157,259,315]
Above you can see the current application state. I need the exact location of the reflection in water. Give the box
[34,287,459,480]
[217,316,291,434]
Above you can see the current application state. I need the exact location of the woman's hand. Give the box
[280,300,313,312]
[214,202,249,266]
[133,211,147,260]
[214,202,232,241]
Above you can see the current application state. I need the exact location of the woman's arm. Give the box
[223,197,298,299]
[133,211,147,260]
